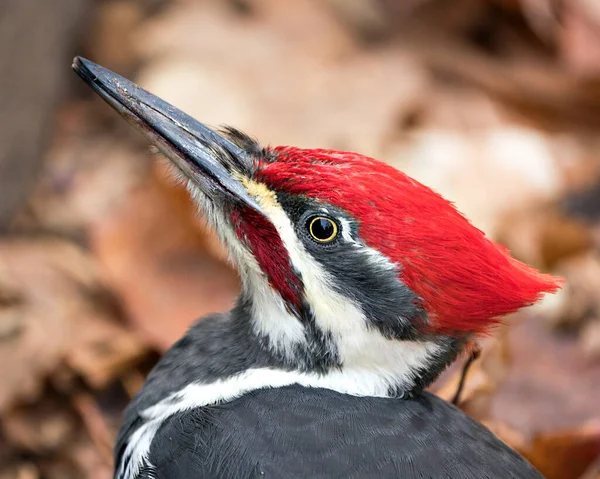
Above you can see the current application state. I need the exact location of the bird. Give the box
[73,57,560,479]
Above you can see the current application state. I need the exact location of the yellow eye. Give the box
[308,216,338,243]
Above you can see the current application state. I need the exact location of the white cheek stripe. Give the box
[187,183,308,359]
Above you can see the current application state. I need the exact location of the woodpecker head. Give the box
[74,58,560,395]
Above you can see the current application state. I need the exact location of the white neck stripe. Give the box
[118,359,440,479]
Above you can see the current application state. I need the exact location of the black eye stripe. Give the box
[308,216,338,243]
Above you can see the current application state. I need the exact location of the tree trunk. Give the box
[0,0,92,231]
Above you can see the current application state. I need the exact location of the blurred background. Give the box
[1,0,600,477]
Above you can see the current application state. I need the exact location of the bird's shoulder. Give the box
[115,311,279,466]
[141,385,541,479]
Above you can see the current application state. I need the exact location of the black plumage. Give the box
[141,385,541,479]
[116,311,542,479]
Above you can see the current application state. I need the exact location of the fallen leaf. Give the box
[0,241,74,411]
[1,395,77,454]
[64,289,147,389]
[492,315,600,436]
[0,238,145,409]
[581,319,600,359]
[524,422,600,479]
[543,253,600,331]
[496,203,592,270]
[560,0,600,77]
[134,0,427,158]
[91,162,240,351]
[0,463,39,479]
[580,456,600,479]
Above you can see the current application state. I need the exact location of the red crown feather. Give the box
[257,147,561,335]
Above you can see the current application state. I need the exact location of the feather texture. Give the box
[258,147,561,334]
[141,385,542,479]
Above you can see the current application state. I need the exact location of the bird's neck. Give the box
[239,289,465,398]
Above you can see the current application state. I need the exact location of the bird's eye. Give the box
[307,216,338,243]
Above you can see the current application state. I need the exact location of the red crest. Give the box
[256,147,561,334]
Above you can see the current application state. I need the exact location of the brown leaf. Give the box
[0,238,145,410]
[560,0,600,78]
[545,253,600,331]
[67,438,113,479]
[135,0,426,157]
[496,203,593,271]
[492,315,600,436]
[85,0,147,75]
[1,396,77,454]
[71,393,114,464]
[581,319,600,359]
[524,422,600,479]
[65,307,147,390]
[580,455,600,479]
[0,463,39,479]
[91,162,240,351]
[418,26,600,131]
[0,241,75,411]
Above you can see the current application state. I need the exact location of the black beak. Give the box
[72,57,265,216]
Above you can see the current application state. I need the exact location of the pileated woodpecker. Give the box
[74,57,559,479]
